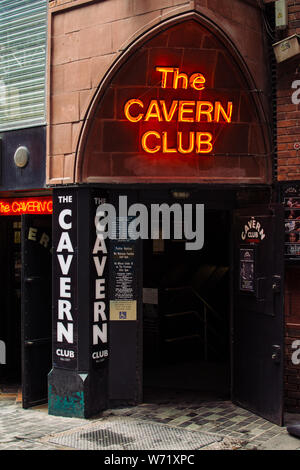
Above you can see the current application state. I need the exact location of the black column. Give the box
[48,187,109,418]
[107,190,143,406]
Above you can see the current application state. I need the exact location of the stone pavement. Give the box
[0,386,300,450]
[100,391,300,451]
[0,390,87,450]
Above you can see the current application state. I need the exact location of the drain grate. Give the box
[45,417,236,450]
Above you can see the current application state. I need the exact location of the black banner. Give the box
[52,189,77,369]
[90,190,109,368]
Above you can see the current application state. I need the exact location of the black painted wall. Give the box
[0,126,46,191]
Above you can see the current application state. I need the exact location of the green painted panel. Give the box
[48,385,85,418]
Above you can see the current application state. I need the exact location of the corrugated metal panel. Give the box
[0,0,47,131]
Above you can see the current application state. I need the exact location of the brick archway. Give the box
[75,13,272,184]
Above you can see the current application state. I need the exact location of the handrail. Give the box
[163,285,225,360]
[164,285,222,322]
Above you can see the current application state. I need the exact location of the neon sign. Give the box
[124,66,233,155]
[0,197,53,216]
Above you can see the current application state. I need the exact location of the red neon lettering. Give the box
[144,100,162,122]
[155,67,174,88]
[178,132,195,154]
[0,197,53,216]
[178,101,195,122]
[196,132,213,153]
[162,131,176,153]
[155,67,206,91]
[141,131,214,155]
[141,131,161,153]
[189,73,206,91]
[123,66,234,157]
[124,99,144,122]
[21,202,27,212]
[160,100,178,122]
[124,99,232,123]
[12,202,19,213]
[173,68,188,89]
[196,101,214,122]
[1,203,10,213]
[33,201,40,211]
[214,101,233,123]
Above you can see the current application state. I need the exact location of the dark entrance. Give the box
[0,217,22,383]
[143,209,231,402]
[21,214,52,408]
[0,212,52,408]
[141,194,284,425]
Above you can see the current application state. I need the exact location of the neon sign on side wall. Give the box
[0,197,53,216]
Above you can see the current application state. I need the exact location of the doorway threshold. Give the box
[0,383,21,404]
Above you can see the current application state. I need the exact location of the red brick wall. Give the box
[277,0,300,181]
[273,0,300,413]
[285,328,300,411]
[285,267,300,411]
[285,327,300,411]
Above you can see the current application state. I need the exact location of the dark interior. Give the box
[0,214,52,402]
[0,216,22,384]
[143,210,231,402]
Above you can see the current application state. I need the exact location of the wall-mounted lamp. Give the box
[273,35,300,63]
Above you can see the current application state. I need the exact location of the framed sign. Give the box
[109,215,138,322]
[240,247,255,293]
[282,184,300,260]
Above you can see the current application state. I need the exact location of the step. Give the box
[164,334,202,343]
[164,310,200,319]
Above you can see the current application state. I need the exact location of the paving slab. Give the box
[256,433,300,450]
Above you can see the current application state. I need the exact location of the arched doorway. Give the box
[76,17,272,184]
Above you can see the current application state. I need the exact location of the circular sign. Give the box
[14,146,29,168]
